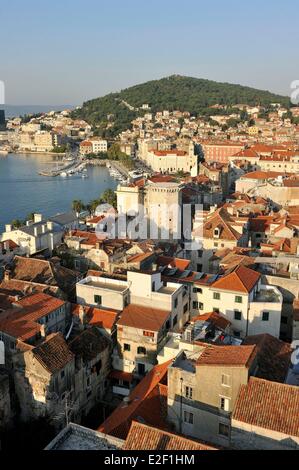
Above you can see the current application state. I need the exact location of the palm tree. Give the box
[89,199,100,215]
[72,199,84,215]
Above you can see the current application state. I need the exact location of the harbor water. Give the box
[0,153,118,231]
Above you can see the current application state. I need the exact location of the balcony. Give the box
[253,285,281,303]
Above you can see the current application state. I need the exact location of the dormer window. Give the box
[214,228,220,238]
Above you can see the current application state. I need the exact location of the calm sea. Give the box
[0,153,117,230]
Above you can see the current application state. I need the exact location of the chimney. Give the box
[34,226,39,237]
[79,305,86,326]
[47,221,54,231]
[5,224,12,233]
[34,213,43,223]
[42,224,46,233]
[4,270,11,281]
[40,324,46,338]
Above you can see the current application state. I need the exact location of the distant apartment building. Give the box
[34,131,65,152]
[89,138,108,154]
[200,141,245,163]
[79,140,93,155]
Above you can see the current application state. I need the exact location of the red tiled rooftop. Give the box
[117,304,171,332]
[196,344,256,367]
[124,421,217,450]
[98,361,171,439]
[211,265,260,293]
[232,377,299,437]
[71,304,120,330]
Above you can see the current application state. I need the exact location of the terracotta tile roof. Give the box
[68,327,110,361]
[156,255,190,270]
[117,304,171,332]
[124,422,217,450]
[211,265,260,293]
[0,279,60,298]
[202,208,243,241]
[151,150,187,157]
[33,332,74,374]
[196,344,256,367]
[11,256,79,294]
[241,171,291,180]
[0,293,66,341]
[242,334,292,383]
[71,304,119,330]
[127,252,154,264]
[0,239,19,250]
[148,174,177,183]
[232,377,299,437]
[98,361,171,439]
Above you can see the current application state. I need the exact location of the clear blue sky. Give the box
[1,0,298,105]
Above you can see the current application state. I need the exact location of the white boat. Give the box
[61,171,68,177]
[82,173,88,178]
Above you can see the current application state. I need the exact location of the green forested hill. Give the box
[72,75,290,137]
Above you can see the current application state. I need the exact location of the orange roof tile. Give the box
[0,293,66,341]
[71,304,119,330]
[196,344,256,367]
[124,422,217,450]
[98,361,171,439]
[211,265,260,293]
[232,377,299,437]
[117,304,171,332]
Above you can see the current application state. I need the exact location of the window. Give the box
[173,315,178,326]
[152,281,155,291]
[137,346,146,355]
[185,386,193,399]
[94,295,102,304]
[234,310,242,320]
[184,411,194,424]
[193,301,198,309]
[183,303,188,313]
[197,250,203,257]
[199,302,204,310]
[214,242,218,247]
[124,343,131,351]
[60,370,65,379]
[262,311,269,321]
[221,374,230,386]
[235,296,242,304]
[220,397,230,411]
[195,287,202,294]
[174,298,178,309]
[219,423,229,437]
[281,316,288,325]
[233,330,241,338]
[213,292,220,300]
[197,264,202,271]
